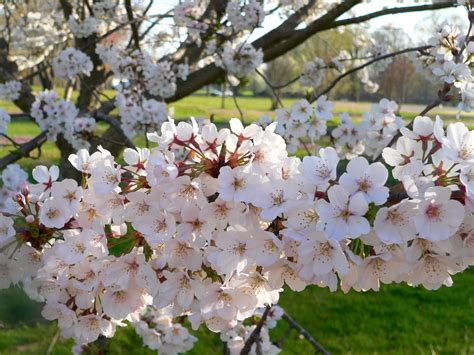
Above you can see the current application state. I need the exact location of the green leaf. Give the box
[107,223,138,257]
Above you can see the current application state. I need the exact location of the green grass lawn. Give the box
[2,269,474,354]
[2,94,474,354]
[2,93,474,170]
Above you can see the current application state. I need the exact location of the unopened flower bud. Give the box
[21,182,30,197]
[15,194,24,206]
[25,215,35,224]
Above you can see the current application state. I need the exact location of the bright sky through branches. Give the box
[148,0,466,53]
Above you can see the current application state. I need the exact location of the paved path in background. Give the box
[0,136,31,146]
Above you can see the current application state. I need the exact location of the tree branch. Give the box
[311,45,432,102]
[260,0,361,62]
[125,0,141,51]
[373,96,445,163]
[168,1,454,102]
[0,132,47,170]
[93,112,135,149]
[282,311,329,355]
[240,305,271,355]
[172,0,229,65]
[329,1,455,29]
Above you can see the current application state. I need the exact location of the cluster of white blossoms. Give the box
[96,45,188,99]
[116,89,168,139]
[0,109,11,135]
[72,117,97,150]
[53,48,94,81]
[330,112,366,159]
[274,96,333,153]
[141,60,187,99]
[220,306,283,354]
[226,0,265,33]
[68,16,100,38]
[331,98,404,159]
[9,12,68,71]
[174,0,208,40]
[2,111,473,351]
[31,90,97,149]
[217,42,263,78]
[0,164,27,213]
[421,19,474,114]
[0,80,22,102]
[96,44,140,82]
[131,306,197,354]
[300,58,327,89]
[32,90,78,141]
[360,99,404,158]
[3,2,474,353]
[31,90,79,142]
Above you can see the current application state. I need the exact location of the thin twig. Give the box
[373,97,443,163]
[299,139,313,156]
[46,328,60,355]
[0,133,21,148]
[373,18,472,163]
[312,45,432,102]
[225,76,245,124]
[255,69,284,108]
[240,305,271,355]
[282,311,329,355]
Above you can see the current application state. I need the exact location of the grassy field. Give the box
[2,92,474,171]
[2,270,474,354]
[2,94,474,354]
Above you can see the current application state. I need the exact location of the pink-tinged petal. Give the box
[177,289,194,309]
[368,186,389,205]
[348,192,368,216]
[382,147,402,166]
[367,162,388,185]
[349,216,370,237]
[346,156,369,179]
[446,122,468,150]
[339,173,358,194]
[327,185,349,210]
[229,118,244,135]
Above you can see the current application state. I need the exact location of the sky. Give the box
[352,1,466,40]
[248,0,467,43]
[148,0,468,49]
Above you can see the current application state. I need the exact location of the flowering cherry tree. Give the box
[1,0,474,353]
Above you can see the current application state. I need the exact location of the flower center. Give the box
[46,208,60,219]
[425,203,442,221]
[233,177,245,189]
[339,209,351,221]
[358,178,371,192]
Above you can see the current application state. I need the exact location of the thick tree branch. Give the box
[251,0,321,53]
[168,1,454,102]
[0,38,36,113]
[260,0,361,62]
[329,1,455,29]
[173,0,229,65]
[125,0,141,50]
[0,132,47,170]
[93,112,135,149]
